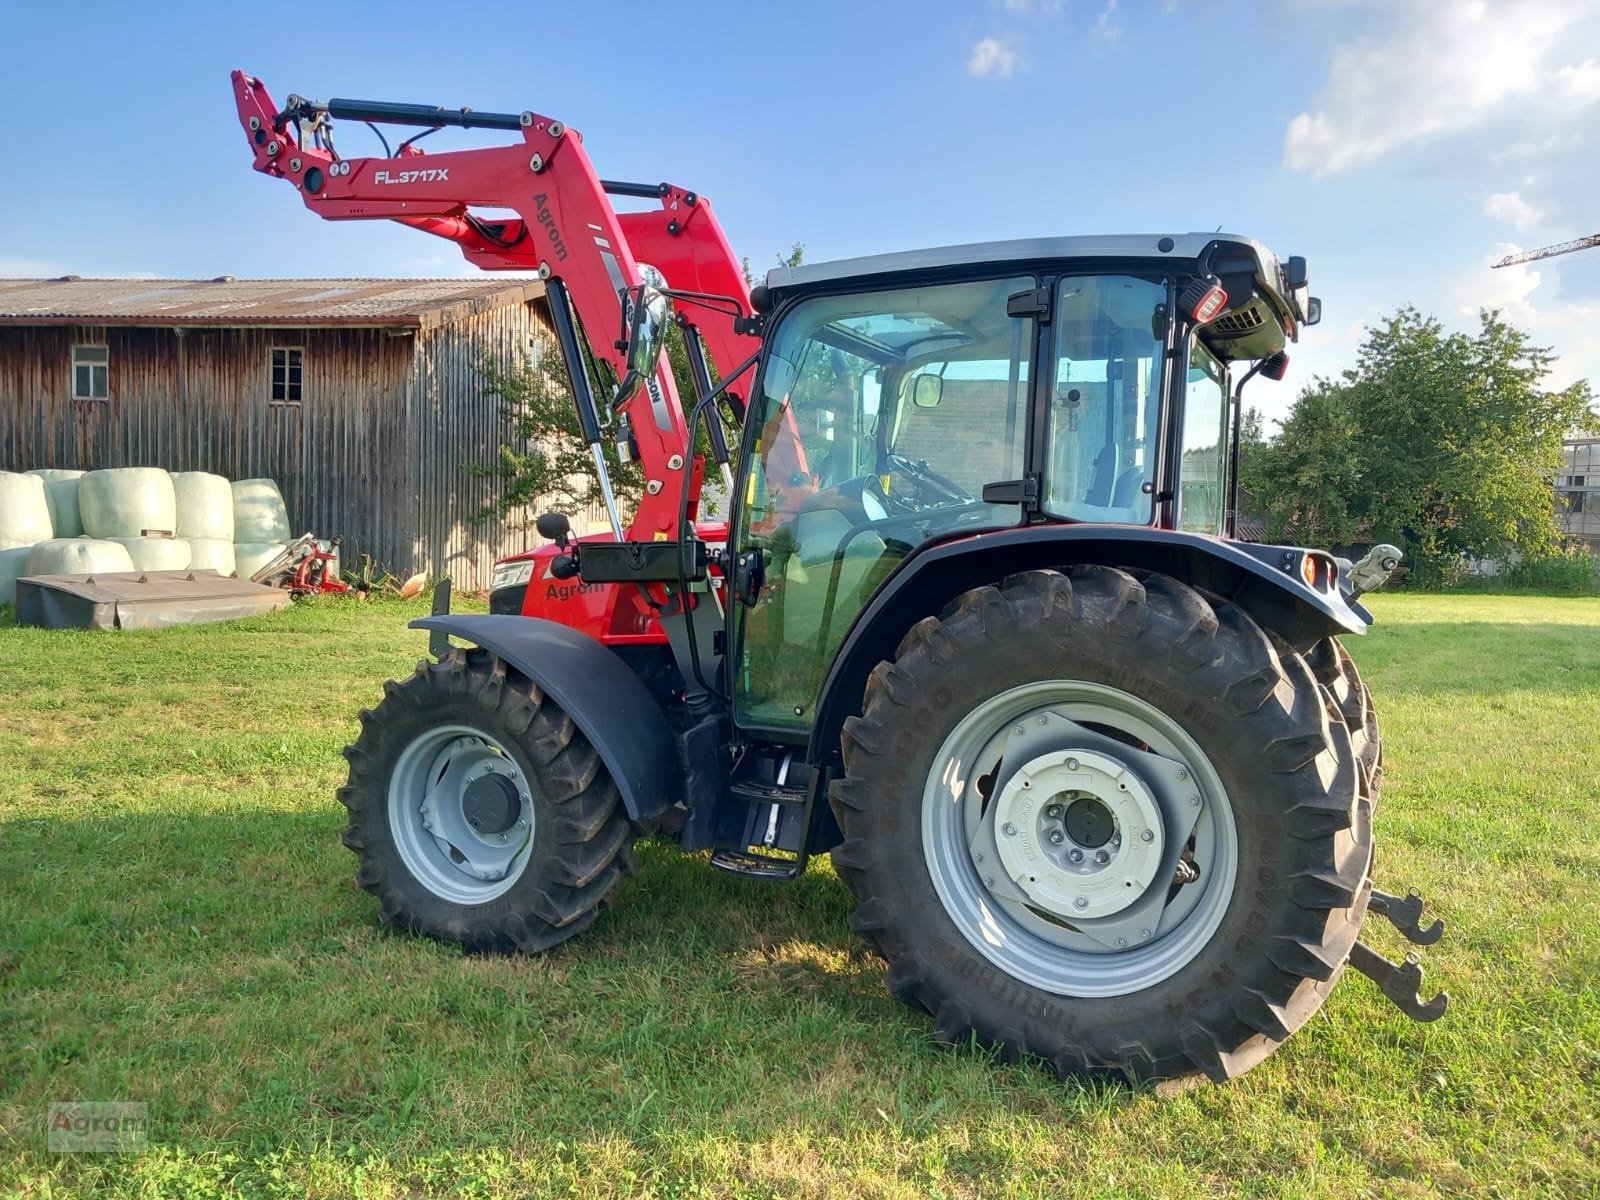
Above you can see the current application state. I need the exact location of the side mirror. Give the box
[1304,296,1322,326]
[615,283,673,405]
[1283,256,1309,290]
[912,373,943,409]
[536,510,572,547]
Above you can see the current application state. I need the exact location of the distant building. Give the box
[1559,437,1600,551]
[0,277,562,589]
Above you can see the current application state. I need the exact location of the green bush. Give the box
[1502,547,1600,594]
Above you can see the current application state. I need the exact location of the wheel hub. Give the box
[991,748,1165,919]
[463,772,521,836]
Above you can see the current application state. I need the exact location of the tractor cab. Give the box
[728,234,1316,734]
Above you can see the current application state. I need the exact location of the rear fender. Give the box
[411,614,680,821]
[806,525,1373,769]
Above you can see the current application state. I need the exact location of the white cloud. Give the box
[1284,1,1600,176]
[0,258,69,278]
[1093,0,1122,42]
[1452,249,1600,391]
[968,37,1018,78]
[1485,189,1548,231]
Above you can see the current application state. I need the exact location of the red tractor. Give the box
[233,72,1446,1086]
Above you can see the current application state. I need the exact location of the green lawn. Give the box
[1,593,1597,1198]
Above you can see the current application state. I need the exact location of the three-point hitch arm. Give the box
[229,70,767,540]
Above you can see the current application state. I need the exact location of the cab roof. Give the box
[764,233,1278,293]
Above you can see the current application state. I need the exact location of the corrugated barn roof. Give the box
[0,277,545,328]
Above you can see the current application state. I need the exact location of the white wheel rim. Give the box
[921,681,1239,998]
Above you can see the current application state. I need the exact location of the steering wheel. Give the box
[884,453,974,507]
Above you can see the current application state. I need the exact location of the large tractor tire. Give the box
[829,566,1373,1085]
[338,650,635,953]
[1307,638,1382,808]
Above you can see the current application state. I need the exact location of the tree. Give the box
[1245,306,1596,584]
[467,348,643,531]
[472,244,804,530]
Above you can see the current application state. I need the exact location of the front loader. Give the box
[233,71,1448,1086]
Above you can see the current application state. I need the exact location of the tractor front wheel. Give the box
[829,566,1373,1085]
[338,650,634,952]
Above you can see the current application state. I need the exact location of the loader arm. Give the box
[231,70,771,537]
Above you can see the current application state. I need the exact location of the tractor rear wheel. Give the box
[829,566,1373,1085]
[338,650,634,952]
[1307,638,1382,808]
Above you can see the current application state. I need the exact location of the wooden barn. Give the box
[0,277,561,590]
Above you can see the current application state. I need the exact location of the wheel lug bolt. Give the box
[983,876,996,888]
[497,833,508,844]
[1115,937,1127,948]
[1177,769,1189,780]
[1068,848,1084,863]
[1049,830,1065,845]
[517,820,528,830]
[1065,758,1079,771]
[1094,849,1110,865]
[1073,897,1088,910]
[973,852,984,864]
[1140,928,1152,940]
[1140,829,1154,843]
[1002,823,1017,837]
[1189,795,1201,807]
[1046,804,1063,819]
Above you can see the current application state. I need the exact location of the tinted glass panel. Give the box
[1044,276,1166,524]
[734,275,1033,730]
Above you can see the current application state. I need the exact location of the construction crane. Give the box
[1493,233,1600,269]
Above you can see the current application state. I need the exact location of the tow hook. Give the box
[1369,886,1445,945]
[1348,942,1450,1022]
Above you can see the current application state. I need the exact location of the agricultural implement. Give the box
[232,70,1448,1085]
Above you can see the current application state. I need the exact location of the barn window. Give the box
[271,347,304,404]
[72,344,109,400]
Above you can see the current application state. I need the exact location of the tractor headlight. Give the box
[491,559,535,591]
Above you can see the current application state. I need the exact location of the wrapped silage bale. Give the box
[186,538,236,577]
[0,471,53,544]
[26,469,85,538]
[27,537,137,576]
[0,541,32,606]
[79,468,177,539]
[171,471,234,541]
[234,542,288,581]
[232,478,291,543]
[107,536,192,572]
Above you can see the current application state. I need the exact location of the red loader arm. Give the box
[230,70,792,538]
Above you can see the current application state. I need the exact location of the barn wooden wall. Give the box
[0,304,568,589]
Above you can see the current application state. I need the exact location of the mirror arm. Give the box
[1226,359,1268,538]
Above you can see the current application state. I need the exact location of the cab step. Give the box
[710,849,803,881]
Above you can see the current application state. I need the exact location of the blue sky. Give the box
[3,0,1598,424]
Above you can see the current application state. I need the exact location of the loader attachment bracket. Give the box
[1348,941,1450,1023]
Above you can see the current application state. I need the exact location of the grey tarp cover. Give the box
[15,569,292,630]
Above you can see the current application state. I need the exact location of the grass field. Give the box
[1,593,1598,1198]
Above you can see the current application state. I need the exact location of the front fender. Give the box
[806,525,1373,768]
[411,614,679,822]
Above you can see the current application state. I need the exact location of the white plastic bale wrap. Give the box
[0,540,32,606]
[170,472,235,541]
[26,469,85,538]
[0,472,53,543]
[79,469,178,539]
[186,538,237,577]
[231,479,291,543]
[234,542,288,581]
[107,536,193,572]
[26,538,137,576]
